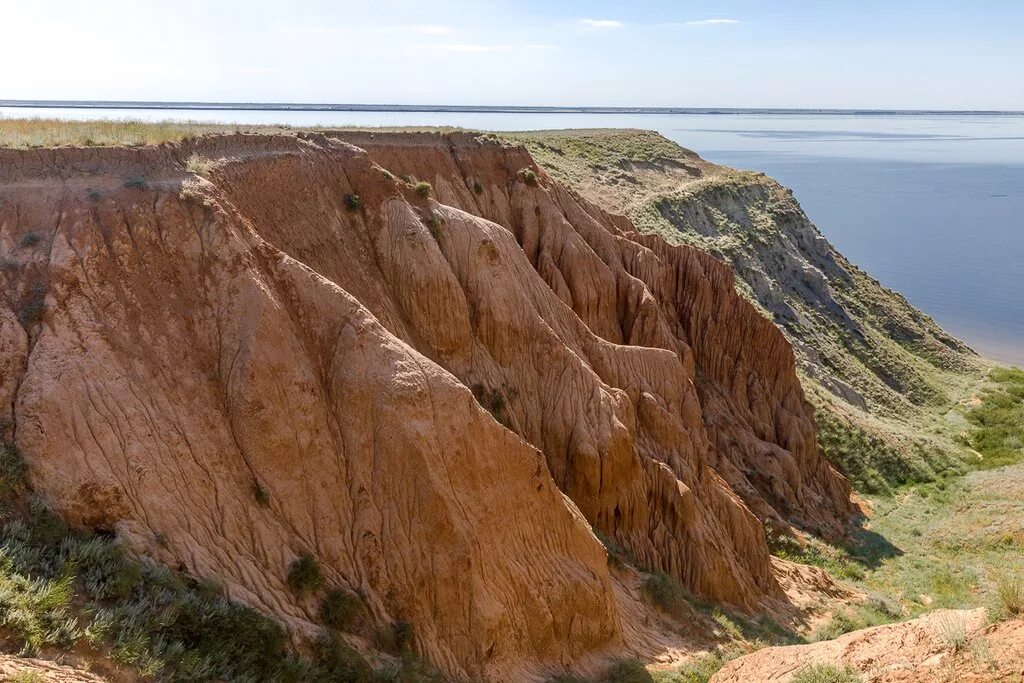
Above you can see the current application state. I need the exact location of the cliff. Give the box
[0,131,853,680]
[509,130,983,494]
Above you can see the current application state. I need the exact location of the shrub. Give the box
[518,168,539,186]
[87,188,102,201]
[320,588,364,631]
[413,181,432,198]
[19,232,41,249]
[641,571,687,618]
[251,479,270,506]
[123,176,149,190]
[791,664,862,683]
[344,193,362,210]
[287,553,322,595]
[472,179,484,194]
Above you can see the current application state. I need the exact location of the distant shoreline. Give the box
[2,100,1023,116]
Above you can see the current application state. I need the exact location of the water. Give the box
[3,107,1021,364]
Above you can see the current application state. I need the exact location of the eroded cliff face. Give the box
[0,132,852,680]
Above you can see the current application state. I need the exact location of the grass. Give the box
[185,153,215,175]
[470,384,511,427]
[651,653,730,683]
[995,576,1024,619]
[287,553,322,595]
[933,613,969,652]
[809,600,901,642]
[791,664,862,683]
[766,526,866,581]
[805,367,1024,628]
[964,367,1024,469]
[425,214,445,240]
[0,118,296,148]
[8,672,46,683]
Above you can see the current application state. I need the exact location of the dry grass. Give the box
[0,118,478,150]
[0,118,293,148]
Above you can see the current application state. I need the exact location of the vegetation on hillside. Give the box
[0,440,443,681]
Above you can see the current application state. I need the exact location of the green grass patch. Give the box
[791,664,862,683]
[965,367,1024,469]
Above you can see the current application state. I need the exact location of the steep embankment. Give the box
[0,132,853,680]
[508,130,984,494]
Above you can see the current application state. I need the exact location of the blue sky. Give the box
[3,0,1023,109]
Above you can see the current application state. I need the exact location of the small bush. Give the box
[87,188,102,201]
[19,233,41,249]
[472,179,484,194]
[413,181,432,198]
[791,664,862,683]
[123,176,149,190]
[344,193,362,210]
[251,479,270,506]
[518,168,539,186]
[320,588,364,631]
[287,553,322,595]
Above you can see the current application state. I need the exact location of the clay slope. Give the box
[712,609,1024,682]
[0,132,851,680]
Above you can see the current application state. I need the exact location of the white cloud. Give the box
[670,19,740,26]
[581,19,623,30]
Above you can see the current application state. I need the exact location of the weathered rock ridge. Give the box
[0,132,852,680]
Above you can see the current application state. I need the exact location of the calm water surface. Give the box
[4,107,1021,364]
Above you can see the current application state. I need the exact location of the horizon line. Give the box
[2,99,1023,116]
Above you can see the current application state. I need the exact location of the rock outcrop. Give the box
[0,132,853,680]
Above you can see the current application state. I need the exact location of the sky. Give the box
[3,0,1023,110]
